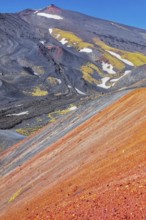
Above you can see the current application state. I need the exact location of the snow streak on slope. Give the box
[37,12,63,20]
[75,88,86,95]
[79,48,93,53]
[102,62,116,74]
[111,70,131,83]
[60,38,68,45]
[97,77,111,89]
[108,51,134,66]
[6,111,29,117]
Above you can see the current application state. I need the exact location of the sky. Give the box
[0,0,146,29]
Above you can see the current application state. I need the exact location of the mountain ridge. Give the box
[0,4,146,150]
[20,4,146,31]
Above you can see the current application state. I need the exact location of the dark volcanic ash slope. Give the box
[1,5,146,101]
[0,4,146,149]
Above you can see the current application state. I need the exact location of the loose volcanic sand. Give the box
[0,89,146,220]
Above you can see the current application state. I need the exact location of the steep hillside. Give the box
[0,88,146,220]
[0,4,146,149]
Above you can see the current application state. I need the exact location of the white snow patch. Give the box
[98,77,111,89]
[56,78,62,84]
[118,87,127,91]
[15,104,23,107]
[49,28,53,34]
[102,62,116,74]
[69,106,77,111]
[124,70,131,75]
[40,40,45,45]
[110,78,119,83]
[110,70,131,83]
[56,34,61,39]
[60,38,68,45]
[108,51,134,66]
[37,13,63,20]
[34,10,39,14]
[75,88,86,95]
[79,48,93,53]
[68,85,72,88]
[7,111,29,117]
[111,22,128,30]
[34,72,39,76]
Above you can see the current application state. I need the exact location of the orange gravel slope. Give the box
[0,88,146,220]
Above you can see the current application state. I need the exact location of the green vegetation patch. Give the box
[8,188,22,203]
[120,51,146,66]
[16,126,43,136]
[81,62,102,84]
[93,38,111,50]
[103,51,125,71]
[48,104,76,122]
[47,77,59,86]
[32,87,48,96]
[93,37,146,67]
[33,66,45,74]
[51,28,93,50]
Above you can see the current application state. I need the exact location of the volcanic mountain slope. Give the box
[1,4,146,149]
[0,88,146,220]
